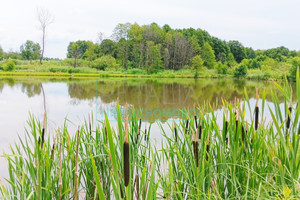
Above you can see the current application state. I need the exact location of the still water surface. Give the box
[0,77,289,179]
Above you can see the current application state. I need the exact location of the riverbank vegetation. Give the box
[1,22,300,80]
[1,72,300,199]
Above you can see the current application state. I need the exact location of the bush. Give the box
[289,58,300,81]
[126,68,146,74]
[216,62,228,74]
[92,55,119,71]
[4,59,16,71]
[233,64,247,78]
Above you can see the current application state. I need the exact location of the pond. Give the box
[0,77,290,179]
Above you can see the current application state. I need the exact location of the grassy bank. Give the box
[0,59,290,80]
[1,73,300,199]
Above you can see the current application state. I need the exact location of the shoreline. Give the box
[0,71,282,81]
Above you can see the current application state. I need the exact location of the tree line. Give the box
[1,22,300,77]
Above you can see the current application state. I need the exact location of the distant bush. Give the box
[289,57,300,81]
[126,68,146,74]
[92,55,119,71]
[233,64,247,78]
[216,62,228,74]
[4,59,16,71]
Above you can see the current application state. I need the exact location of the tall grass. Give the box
[1,72,300,199]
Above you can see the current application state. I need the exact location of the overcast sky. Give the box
[1,0,299,59]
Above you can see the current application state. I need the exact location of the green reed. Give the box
[1,71,300,199]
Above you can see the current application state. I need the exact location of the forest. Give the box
[1,22,300,80]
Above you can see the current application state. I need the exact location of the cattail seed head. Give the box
[255,106,259,130]
[193,140,199,167]
[174,121,178,142]
[286,106,292,130]
[185,119,189,134]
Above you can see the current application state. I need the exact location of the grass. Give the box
[0,59,290,80]
[1,72,300,199]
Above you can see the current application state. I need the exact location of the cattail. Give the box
[242,124,245,144]
[224,108,228,144]
[174,121,178,142]
[104,125,107,142]
[198,112,203,140]
[235,103,240,136]
[74,126,80,200]
[255,88,259,130]
[144,125,147,141]
[136,119,141,143]
[50,130,59,160]
[38,112,47,147]
[192,130,199,167]
[193,140,199,167]
[198,121,202,140]
[123,110,130,187]
[194,115,198,129]
[185,119,189,134]
[206,134,210,161]
[286,106,292,130]
[234,97,237,117]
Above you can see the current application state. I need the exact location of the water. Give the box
[0,77,290,180]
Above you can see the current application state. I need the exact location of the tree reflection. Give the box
[0,77,294,121]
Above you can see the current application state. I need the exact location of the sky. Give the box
[0,0,300,59]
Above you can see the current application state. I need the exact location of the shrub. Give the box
[233,64,247,78]
[216,62,228,74]
[4,59,16,71]
[126,68,146,74]
[92,55,119,71]
[289,58,300,81]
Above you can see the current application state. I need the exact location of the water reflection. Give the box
[0,77,293,122]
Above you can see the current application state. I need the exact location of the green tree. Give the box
[191,55,203,70]
[289,57,300,81]
[216,62,228,74]
[189,35,201,55]
[68,43,81,67]
[0,46,3,60]
[245,47,256,59]
[91,55,119,71]
[233,64,247,78]
[20,40,41,61]
[228,40,247,63]
[67,40,92,59]
[4,59,16,71]
[82,43,102,63]
[201,42,216,68]
[100,39,117,56]
[145,41,163,73]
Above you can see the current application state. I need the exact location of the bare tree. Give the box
[97,32,105,45]
[37,7,54,64]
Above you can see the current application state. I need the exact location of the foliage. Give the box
[216,61,228,74]
[228,40,247,63]
[20,40,41,61]
[67,40,93,59]
[4,59,16,71]
[91,55,119,71]
[191,55,203,71]
[234,63,247,78]
[201,42,216,69]
[289,57,300,81]
[0,46,3,60]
